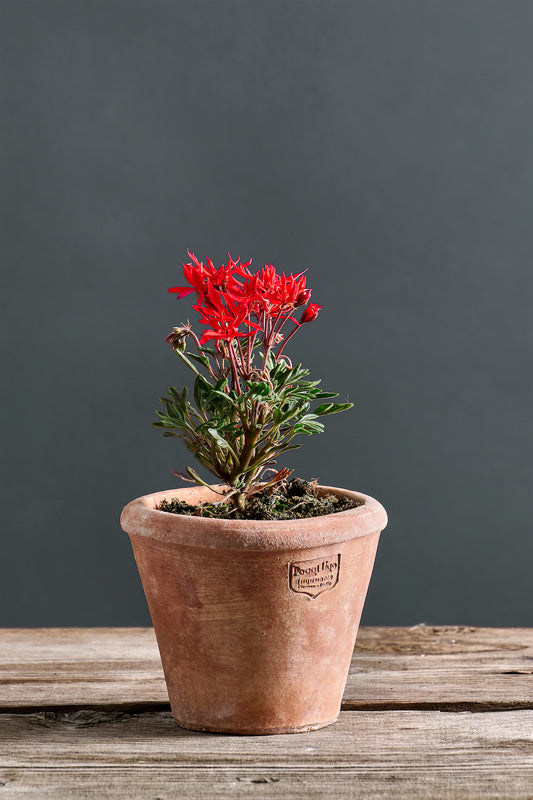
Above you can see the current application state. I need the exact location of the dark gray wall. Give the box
[1,0,532,627]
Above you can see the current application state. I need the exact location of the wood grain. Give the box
[1,709,532,799]
[0,626,531,712]
[1,627,532,798]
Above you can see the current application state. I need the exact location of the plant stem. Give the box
[276,323,301,360]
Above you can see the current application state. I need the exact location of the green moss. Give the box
[156,478,362,521]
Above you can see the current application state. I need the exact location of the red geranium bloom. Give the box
[169,253,321,350]
[255,265,310,316]
[198,298,260,344]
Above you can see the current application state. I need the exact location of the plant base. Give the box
[156,478,361,520]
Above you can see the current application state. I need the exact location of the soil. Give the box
[156,478,362,521]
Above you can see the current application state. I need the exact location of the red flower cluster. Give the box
[169,252,322,347]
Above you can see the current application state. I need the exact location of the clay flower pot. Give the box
[120,484,387,735]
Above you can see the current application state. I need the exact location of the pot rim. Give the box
[120,484,388,552]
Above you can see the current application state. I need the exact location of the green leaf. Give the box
[204,389,232,416]
[293,421,325,435]
[154,404,190,431]
[293,413,324,434]
[266,351,276,370]
[154,411,173,425]
[218,421,244,435]
[245,381,270,395]
[188,352,211,369]
[315,402,354,416]
[315,391,339,399]
[270,361,300,388]
[163,386,189,416]
[164,402,186,425]
[272,407,285,425]
[243,381,271,402]
[314,403,334,415]
[208,427,230,449]
[268,442,302,456]
[174,348,208,378]
[193,374,213,411]
[271,399,310,427]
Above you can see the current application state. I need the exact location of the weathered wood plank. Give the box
[0,628,165,710]
[1,710,532,799]
[0,626,531,711]
[1,766,532,800]
[1,628,532,798]
[347,624,533,711]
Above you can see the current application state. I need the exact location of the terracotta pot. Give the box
[120,484,387,735]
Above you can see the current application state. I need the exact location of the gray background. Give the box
[1,0,531,627]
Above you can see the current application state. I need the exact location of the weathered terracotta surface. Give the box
[120,485,387,734]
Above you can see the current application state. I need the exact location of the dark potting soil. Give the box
[156,478,362,521]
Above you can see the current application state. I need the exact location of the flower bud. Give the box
[165,326,190,351]
[299,303,322,324]
[295,289,312,307]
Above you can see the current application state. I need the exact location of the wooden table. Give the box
[1,626,532,798]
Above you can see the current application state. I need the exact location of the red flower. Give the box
[168,286,196,298]
[198,300,260,344]
[256,265,310,316]
[169,253,322,349]
[299,303,322,324]
[190,271,259,345]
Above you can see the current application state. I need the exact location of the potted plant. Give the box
[120,252,387,734]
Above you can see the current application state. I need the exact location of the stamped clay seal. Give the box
[288,554,341,598]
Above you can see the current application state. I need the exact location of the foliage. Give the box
[154,252,353,509]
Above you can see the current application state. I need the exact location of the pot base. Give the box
[172,716,339,736]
